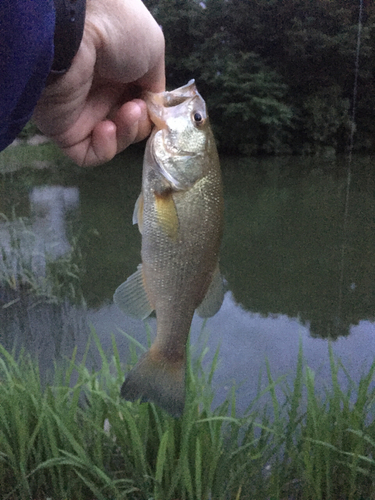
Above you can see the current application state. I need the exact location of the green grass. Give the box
[0,333,375,499]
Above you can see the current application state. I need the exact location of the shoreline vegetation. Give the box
[0,334,375,499]
[144,0,375,158]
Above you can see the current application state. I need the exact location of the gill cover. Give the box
[148,80,211,190]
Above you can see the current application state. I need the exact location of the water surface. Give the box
[1,149,375,412]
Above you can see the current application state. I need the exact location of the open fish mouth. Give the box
[145,80,199,129]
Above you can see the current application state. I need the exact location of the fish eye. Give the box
[193,112,204,125]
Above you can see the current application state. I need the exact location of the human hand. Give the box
[33,0,165,167]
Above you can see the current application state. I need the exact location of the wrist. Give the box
[49,0,86,80]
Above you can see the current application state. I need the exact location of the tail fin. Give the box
[121,347,185,418]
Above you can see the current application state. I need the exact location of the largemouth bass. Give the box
[114,80,224,417]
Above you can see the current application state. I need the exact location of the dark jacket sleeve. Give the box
[0,0,55,151]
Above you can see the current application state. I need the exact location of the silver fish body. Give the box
[114,80,224,417]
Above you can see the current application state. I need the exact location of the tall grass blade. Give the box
[154,430,169,499]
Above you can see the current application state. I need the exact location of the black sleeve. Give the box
[50,0,86,76]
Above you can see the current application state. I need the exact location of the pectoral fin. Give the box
[154,192,179,240]
[197,264,224,318]
[113,264,153,319]
[132,193,144,234]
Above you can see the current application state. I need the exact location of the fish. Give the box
[113,80,224,417]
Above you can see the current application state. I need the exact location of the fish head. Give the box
[146,80,214,190]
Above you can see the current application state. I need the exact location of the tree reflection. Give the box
[221,156,375,339]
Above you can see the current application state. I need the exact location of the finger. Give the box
[114,99,152,151]
[61,100,153,167]
[62,120,118,167]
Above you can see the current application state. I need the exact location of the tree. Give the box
[197,52,293,154]
[143,0,375,156]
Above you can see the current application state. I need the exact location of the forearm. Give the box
[0,0,88,151]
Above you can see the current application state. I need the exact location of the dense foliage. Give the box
[144,0,375,155]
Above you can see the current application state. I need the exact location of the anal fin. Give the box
[197,264,224,318]
[113,264,153,319]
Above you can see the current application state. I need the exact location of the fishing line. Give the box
[337,0,363,334]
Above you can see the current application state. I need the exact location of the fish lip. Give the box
[145,79,199,129]
[145,93,166,129]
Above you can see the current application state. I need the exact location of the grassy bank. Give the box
[0,333,375,500]
[0,141,74,174]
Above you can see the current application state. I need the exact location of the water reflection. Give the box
[0,294,88,375]
[30,186,79,261]
[87,290,375,414]
[221,156,375,339]
[191,292,375,413]
[0,185,79,278]
[0,184,84,371]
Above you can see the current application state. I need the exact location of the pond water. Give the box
[1,147,375,413]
